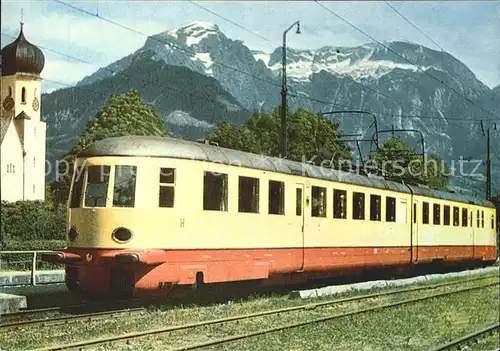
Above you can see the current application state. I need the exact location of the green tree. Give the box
[207,107,350,166]
[66,89,168,160]
[369,137,450,189]
[53,90,170,204]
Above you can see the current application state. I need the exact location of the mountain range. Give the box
[41,21,499,195]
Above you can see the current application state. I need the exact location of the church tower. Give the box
[1,20,46,202]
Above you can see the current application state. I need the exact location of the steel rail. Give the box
[31,275,499,351]
[427,323,500,351]
[1,298,143,322]
[170,282,499,351]
[0,307,145,329]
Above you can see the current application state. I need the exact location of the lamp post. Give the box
[280,20,301,158]
[486,123,497,200]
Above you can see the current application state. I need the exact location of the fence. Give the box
[0,250,58,286]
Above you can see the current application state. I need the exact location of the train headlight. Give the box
[68,226,78,241]
[112,227,132,243]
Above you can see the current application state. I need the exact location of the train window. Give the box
[269,180,285,215]
[453,206,460,226]
[203,171,228,211]
[492,215,495,230]
[481,211,484,228]
[386,196,396,222]
[159,167,175,184]
[370,194,381,221]
[239,176,259,213]
[443,206,450,226]
[113,165,137,208]
[462,208,468,227]
[413,203,417,224]
[159,168,175,208]
[333,189,347,219]
[69,165,85,208]
[296,188,303,216]
[433,204,441,225]
[477,210,480,228]
[353,192,365,220]
[422,202,429,224]
[84,165,110,208]
[312,186,327,217]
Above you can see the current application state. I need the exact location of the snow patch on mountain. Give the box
[191,52,213,76]
[267,46,440,82]
[164,110,215,129]
[251,50,270,66]
[180,21,221,46]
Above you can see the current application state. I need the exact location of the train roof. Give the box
[78,136,494,208]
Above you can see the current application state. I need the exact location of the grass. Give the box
[1,274,498,350]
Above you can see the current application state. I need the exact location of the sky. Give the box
[1,1,499,93]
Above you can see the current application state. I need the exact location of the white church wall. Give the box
[0,122,24,202]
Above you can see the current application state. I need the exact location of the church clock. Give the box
[32,97,40,111]
[3,96,14,111]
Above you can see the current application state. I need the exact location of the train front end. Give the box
[41,155,174,299]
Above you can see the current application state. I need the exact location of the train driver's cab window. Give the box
[370,194,381,221]
[239,176,259,213]
[84,165,110,207]
[353,192,365,220]
[70,165,85,208]
[422,202,429,224]
[333,189,347,219]
[433,204,441,225]
[113,165,137,207]
[159,167,175,208]
[443,206,450,226]
[312,186,327,217]
[453,206,460,227]
[203,171,228,211]
[269,180,285,215]
[386,196,396,222]
[462,208,468,227]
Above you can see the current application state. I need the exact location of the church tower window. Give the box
[8,86,13,97]
[33,157,36,168]
[21,87,26,104]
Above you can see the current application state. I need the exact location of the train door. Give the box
[295,183,306,271]
[412,199,419,263]
[470,207,475,259]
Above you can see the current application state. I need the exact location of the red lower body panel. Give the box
[48,246,497,298]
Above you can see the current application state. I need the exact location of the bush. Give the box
[0,200,67,243]
[3,240,66,251]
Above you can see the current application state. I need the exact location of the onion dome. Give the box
[1,23,45,76]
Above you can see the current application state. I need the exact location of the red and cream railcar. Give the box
[42,136,498,298]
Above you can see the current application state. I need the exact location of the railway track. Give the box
[0,307,146,329]
[428,323,500,351]
[30,274,499,351]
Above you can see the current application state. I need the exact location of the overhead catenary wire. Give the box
[314,0,499,120]
[5,2,497,127]
[187,0,499,123]
[0,32,245,117]
[383,1,444,51]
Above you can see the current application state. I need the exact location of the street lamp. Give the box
[280,20,301,158]
[486,123,497,200]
